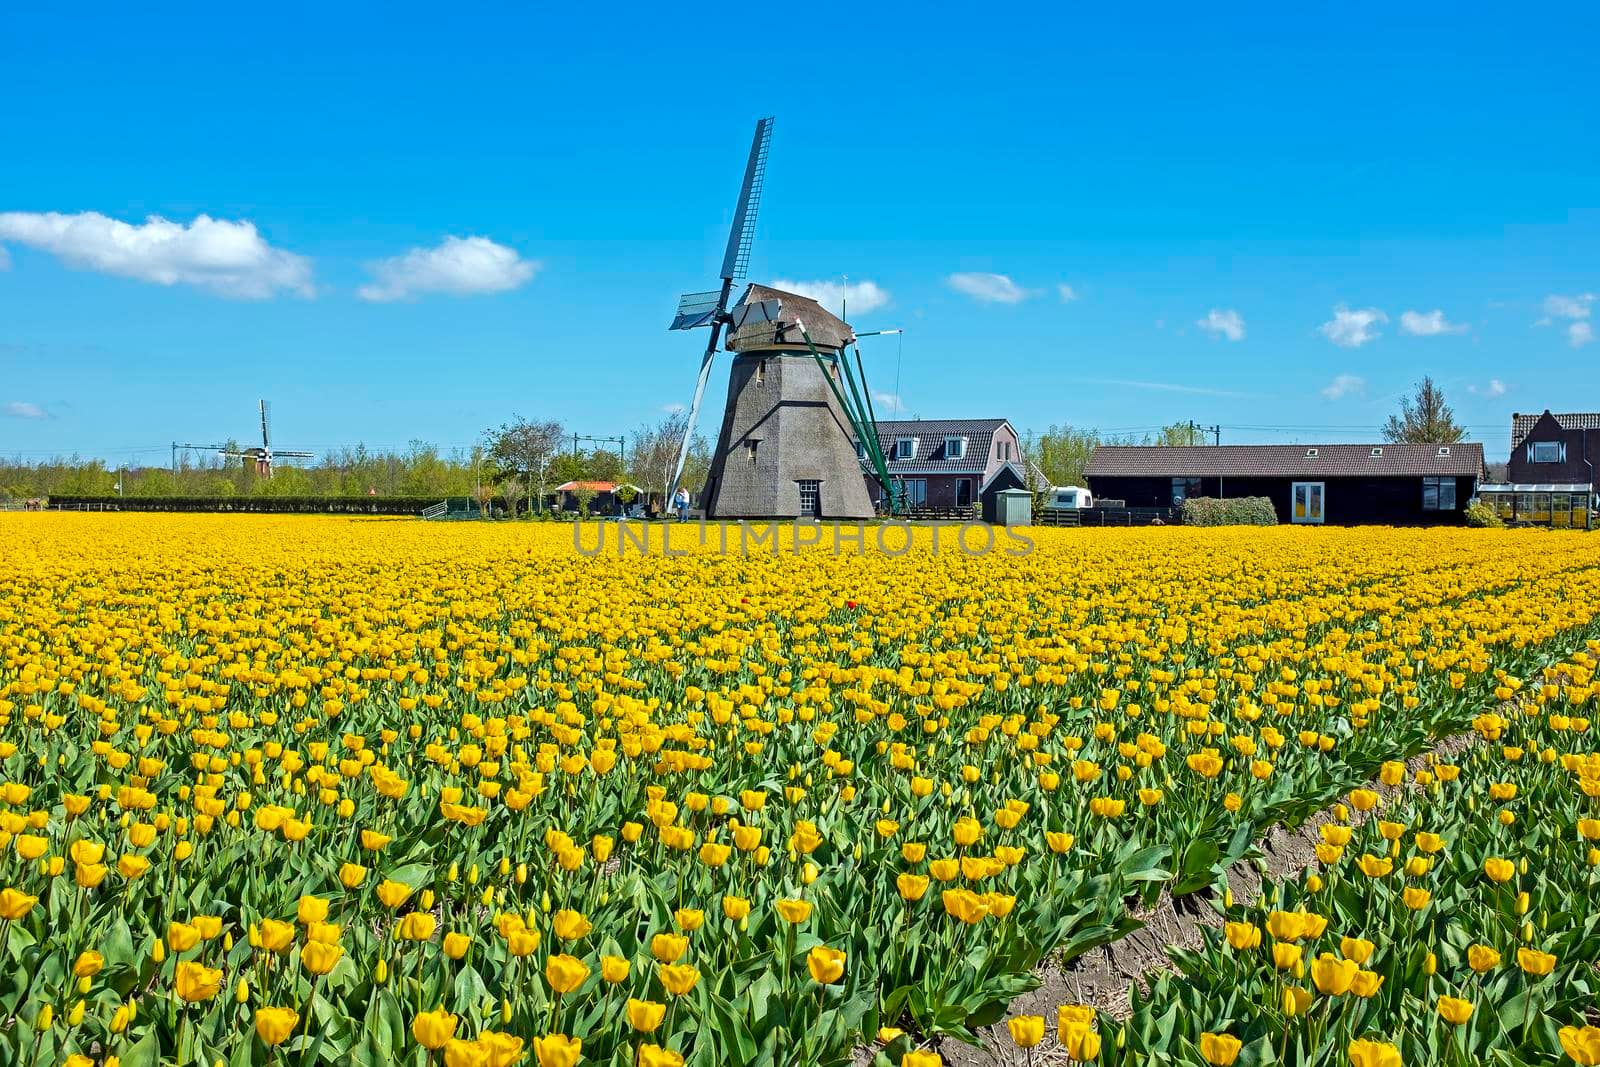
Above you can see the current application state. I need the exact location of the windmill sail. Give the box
[666,117,775,505]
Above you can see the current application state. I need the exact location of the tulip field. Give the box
[1,515,1600,1067]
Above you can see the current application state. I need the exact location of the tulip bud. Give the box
[1424,952,1437,975]
[34,1004,52,1031]
[1516,892,1530,915]
[69,1000,85,1026]
[447,862,459,882]
[467,864,479,885]
[1521,921,1534,942]
[501,998,512,1023]
[375,958,388,983]
[235,978,249,1003]
[77,976,91,995]
[151,940,165,964]
[223,932,233,951]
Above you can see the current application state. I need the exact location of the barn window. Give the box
[1422,476,1457,511]
[1170,477,1202,505]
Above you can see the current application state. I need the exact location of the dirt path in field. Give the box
[926,731,1480,1066]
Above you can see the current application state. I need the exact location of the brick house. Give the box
[857,418,1029,519]
[1476,411,1599,527]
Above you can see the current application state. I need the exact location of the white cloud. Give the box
[872,391,907,413]
[1320,374,1366,401]
[1196,308,1246,342]
[1057,284,1078,303]
[1543,293,1595,321]
[1319,305,1388,348]
[0,211,311,299]
[660,402,686,415]
[768,278,890,317]
[357,236,538,302]
[1572,322,1596,347]
[1468,378,1508,397]
[1399,309,1468,336]
[4,401,48,419]
[0,245,9,270]
[946,272,1029,304]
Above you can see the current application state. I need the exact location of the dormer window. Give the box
[1437,446,1451,457]
[1370,447,1383,457]
[944,436,967,459]
[1530,441,1562,463]
[1305,448,1319,458]
[894,437,916,461]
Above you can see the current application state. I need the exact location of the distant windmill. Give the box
[220,400,315,478]
[667,118,890,519]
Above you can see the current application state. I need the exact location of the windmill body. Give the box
[668,118,888,521]
[700,285,874,519]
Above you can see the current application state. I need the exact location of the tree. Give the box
[1021,425,1100,488]
[628,413,710,504]
[486,417,564,516]
[573,485,598,517]
[1383,377,1467,444]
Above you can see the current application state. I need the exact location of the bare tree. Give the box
[485,417,564,516]
[628,412,710,504]
[1383,377,1467,444]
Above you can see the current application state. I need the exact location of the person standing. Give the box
[673,486,690,522]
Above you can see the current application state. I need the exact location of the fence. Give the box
[44,496,471,516]
[1038,507,1179,527]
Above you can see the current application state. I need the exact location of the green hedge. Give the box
[1180,496,1278,526]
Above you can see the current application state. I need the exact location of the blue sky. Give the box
[2,2,1596,465]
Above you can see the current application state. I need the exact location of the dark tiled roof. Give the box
[866,418,1009,474]
[725,283,852,352]
[1511,411,1600,441]
[1085,443,1485,478]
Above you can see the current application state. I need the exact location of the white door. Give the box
[1291,482,1325,524]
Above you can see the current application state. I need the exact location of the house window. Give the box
[1530,441,1562,463]
[1171,477,1202,505]
[956,479,973,507]
[944,436,967,459]
[894,437,916,461]
[797,479,820,516]
[997,440,1012,462]
[894,478,927,507]
[1422,476,1457,511]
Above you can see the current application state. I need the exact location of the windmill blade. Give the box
[720,117,773,282]
[260,400,271,450]
[670,290,722,331]
[275,450,316,459]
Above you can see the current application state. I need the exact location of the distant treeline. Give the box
[2,412,711,507]
[0,445,485,501]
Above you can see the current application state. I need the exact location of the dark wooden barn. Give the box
[1085,442,1484,526]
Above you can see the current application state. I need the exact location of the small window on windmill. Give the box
[755,359,767,386]
[747,439,760,466]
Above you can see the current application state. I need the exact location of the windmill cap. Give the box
[726,283,852,352]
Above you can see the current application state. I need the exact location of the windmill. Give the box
[667,118,891,519]
[220,400,315,478]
